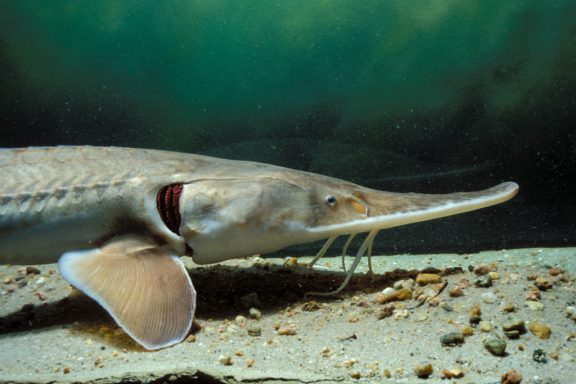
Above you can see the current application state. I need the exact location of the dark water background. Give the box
[1,1,575,255]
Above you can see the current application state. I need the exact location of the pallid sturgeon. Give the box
[0,146,518,349]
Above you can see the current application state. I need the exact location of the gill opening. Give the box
[156,184,183,235]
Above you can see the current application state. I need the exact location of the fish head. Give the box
[178,169,518,264]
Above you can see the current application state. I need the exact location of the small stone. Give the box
[482,291,498,304]
[218,354,233,366]
[484,337,507,356]
[393,308,409,320]
[470,304,482,317]
[528,322,551,339]
[375,288,412,304]
[502,317,526,334]
[283,256,298,266]
[186,335,196,343]
[473,264,492,275]
[501,369,522,384]
[377,304,395,320]
[63,367,71,374]
[458,278,470,289]
[548,267,563,276]
[25,266,41,275]
[382,287,395,295]
[567,306,576,320]
[440,368,464,379]
[277,325,297,335]
[343,358,357,367]
[532,348,548,363]
[534,277,552,290]
[469,304,482,325]
[448,286,464,297]
[350,371,361,379]
[302,301,322,312]
[488,271,500,280]
[416,273,441,286]
[414,363,433,378]
[247,325,261,336]
[440,332,464,346]
[321,346,331,358]
[475,275,493,288]
[383,369,392,378]
[235,315,247,327]
[248,307,262,319]
[550,351,559,360]
[479,321,492,333]
[461,326,474,337]
[525,301,544,311]
[246,358,255,368]
[393,279,414,290]
[526,286,541,301]
[502,303,516,313]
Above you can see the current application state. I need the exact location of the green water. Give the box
[1,1,575,252]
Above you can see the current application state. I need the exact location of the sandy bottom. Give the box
[1,248,575,384]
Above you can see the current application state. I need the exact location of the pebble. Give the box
[25,266,41,275]
[277,325,297,336]
[548,267,563,276]
[501,369,522,384]
[382,287,395,295]
[440,332,464,346]
[247,325,261,336]
[321,346,331,358]
[484,337,507,356]
[302,301,322,312]
[413,310,428,322]
[525,301,544,311]
[393,308,409,320]
[448,286,464,297]
[474,275,493,288]
[473,264,492,275]
[383,369,392,378]
[461,326,474,337]
[235,315,247,327]
[502,302,516,313]
[248,307,262,320]
[375,288,412,304]
[469,304,482,325]
[526,287,541,301]
[393,278,414,290]
[479,321,492,333]
[441,368,464,379]
[218,354,233,366]
[377,304,395,320]
[528,322,551,339]
[534,277,553,290]
[532,348,548,363]
[488,271,500,280]
[567,306,576,320]
[414,363,433,378]
[482,291,498,304]
[416,273,441,286]
[246,358,255,368]
[502,317,526,339]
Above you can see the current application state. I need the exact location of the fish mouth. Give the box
[307,182,519,236]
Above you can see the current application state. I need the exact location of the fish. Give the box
[0,146,519,350]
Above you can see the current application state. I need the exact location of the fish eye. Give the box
[325,195,337,207]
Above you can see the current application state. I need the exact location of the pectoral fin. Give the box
[58,235,195,350]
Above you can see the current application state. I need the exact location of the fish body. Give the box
[0,146,519,349]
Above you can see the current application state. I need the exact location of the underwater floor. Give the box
[1,248,575,384]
